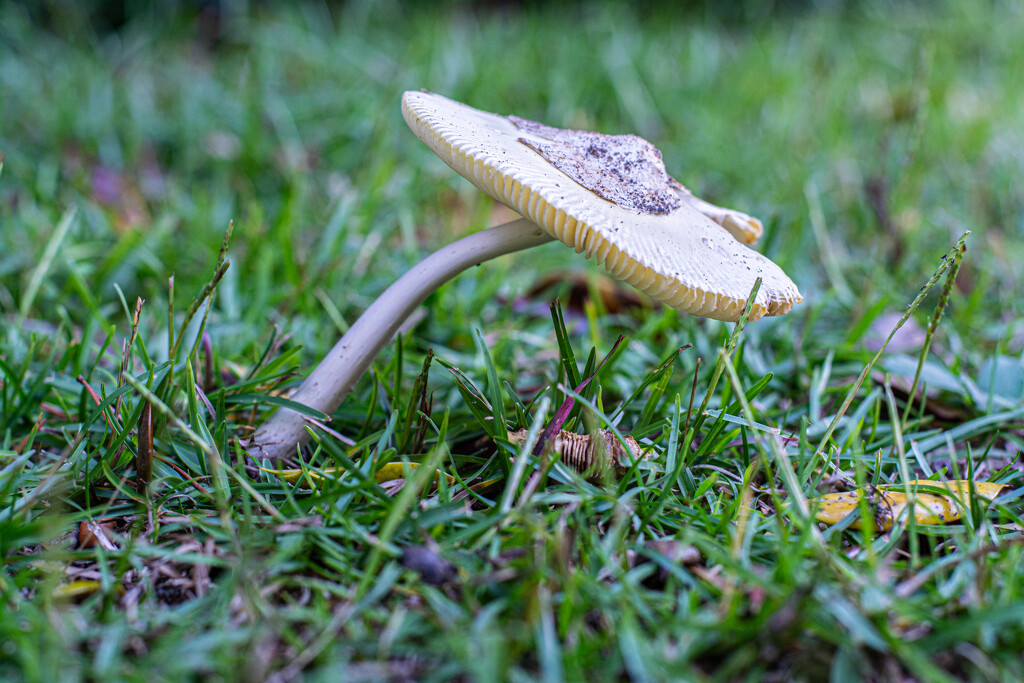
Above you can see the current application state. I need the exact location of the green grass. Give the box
[3,1,1024,680]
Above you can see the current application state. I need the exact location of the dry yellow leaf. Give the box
[52,580,105,600]
[261,463,455,489]
[812,479,1005,531]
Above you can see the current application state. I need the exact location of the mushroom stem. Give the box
[250,217,554,459]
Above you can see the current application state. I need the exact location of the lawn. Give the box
[2,1,1024,680]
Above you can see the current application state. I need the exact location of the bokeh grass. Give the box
[3,1,1024,680]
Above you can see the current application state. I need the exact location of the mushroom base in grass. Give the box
[249,218,550,459]
[249,91,801,460]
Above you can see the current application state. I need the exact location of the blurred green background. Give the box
[4,0,1022,351]
[3,2,1024,678]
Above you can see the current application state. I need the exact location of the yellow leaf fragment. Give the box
[895,479,1005,501]
[812,479,1006,531]
[259,466,328,486]
[261,463,455,489]
[52,580,104,600]
[372,462,456,487]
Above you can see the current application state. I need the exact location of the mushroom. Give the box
[250,91,802,459]
[506,428,649,480]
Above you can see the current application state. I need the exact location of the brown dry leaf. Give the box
[507,428,649,479]
[870,370,967,422]
[78,519,119,550]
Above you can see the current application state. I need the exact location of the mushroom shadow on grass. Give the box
[249,91,802,460]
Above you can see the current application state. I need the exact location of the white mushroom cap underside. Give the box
[402,91,802,322]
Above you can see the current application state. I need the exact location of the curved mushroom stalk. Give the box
[250,218,552,460]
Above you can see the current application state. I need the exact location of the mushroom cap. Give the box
[402,90,802,322]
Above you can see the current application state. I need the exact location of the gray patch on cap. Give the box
[510,116,682,215]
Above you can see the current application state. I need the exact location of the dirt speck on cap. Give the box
[511,115,682,215]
